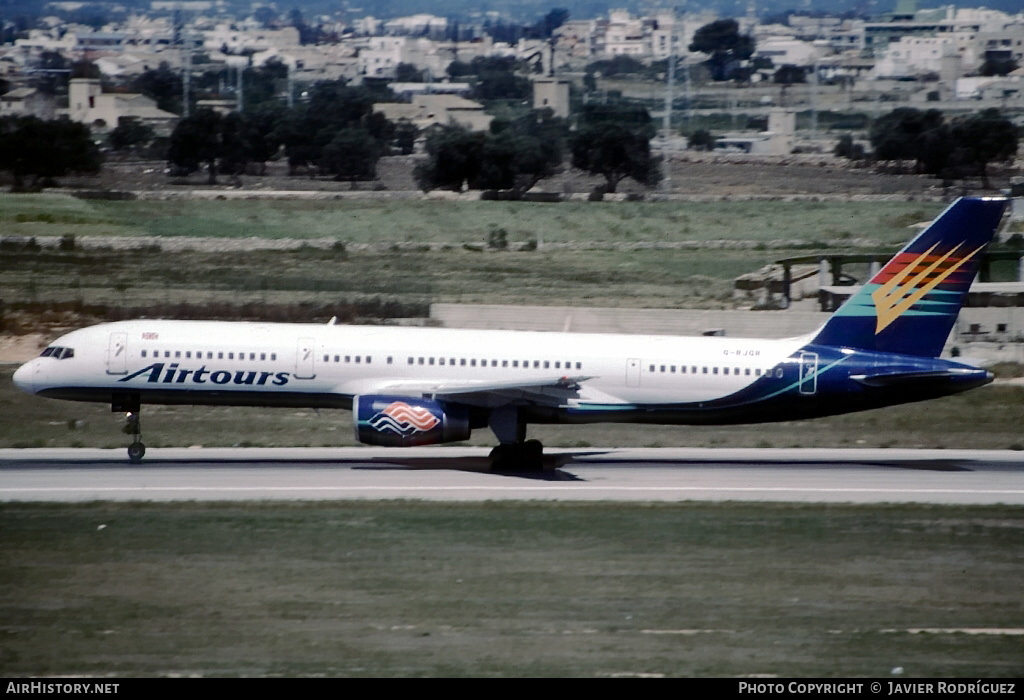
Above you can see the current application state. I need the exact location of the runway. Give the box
[2,447,1024,504]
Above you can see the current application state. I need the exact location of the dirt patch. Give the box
[0,333,50,363]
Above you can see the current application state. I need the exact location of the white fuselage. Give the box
[14,319,807,412]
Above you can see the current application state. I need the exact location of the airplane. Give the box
[11,196,1009,470]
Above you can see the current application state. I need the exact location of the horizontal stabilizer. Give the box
[850,368,991,388]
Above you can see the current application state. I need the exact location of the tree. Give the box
[569,104,660,193]
[218,112,249,183]
[773,65,806,84]
[980,57,1019,77]
[167,108,223,184]
[395,63,425,82]
[447,56,531,101]
[269,80,396,178]
[414,125,486,191]
[688,129,717,151]
[949,109,1019,188]
[394,121,418,155]
[320,127,381,185]
[0,116,101,189]
[532,8,569,38]
[689,19,755,81]
[109,116,154,152]
[834,134,865,160]
[244,102,286,174]
[133,62,183,115]
[242,58,288,111]
[869,107,949,174]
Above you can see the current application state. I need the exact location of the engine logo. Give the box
[369,401,441,436]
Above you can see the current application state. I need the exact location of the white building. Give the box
[754,38,822,68]
[875,35,960,78]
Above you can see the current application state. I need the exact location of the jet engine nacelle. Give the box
[354,395,471,447]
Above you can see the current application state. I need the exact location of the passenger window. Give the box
[141,350,147,358]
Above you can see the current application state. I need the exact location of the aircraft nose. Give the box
[12,361,35,394]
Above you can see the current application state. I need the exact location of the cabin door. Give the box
[798,351,819,395]
[626,358,641,387]
[295,337,316,379]
[106,332,127,375]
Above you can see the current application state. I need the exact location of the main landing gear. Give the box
[487,406,546,472]
[123,411,145,464]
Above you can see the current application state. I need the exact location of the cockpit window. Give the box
[40,346,74,359]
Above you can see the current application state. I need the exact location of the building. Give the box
[0,87,55,119]
[373,93,492,132]
[532,77,571,118]
[68,78,178,133]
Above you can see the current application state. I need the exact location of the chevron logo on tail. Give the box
[871,242,986,334]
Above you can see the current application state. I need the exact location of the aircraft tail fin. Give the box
[812,197,1008,357]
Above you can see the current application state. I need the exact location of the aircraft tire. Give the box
[127,441,146,464]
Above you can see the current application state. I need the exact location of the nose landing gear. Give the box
[123,412,145,464]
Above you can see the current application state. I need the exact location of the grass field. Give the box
[0,194,942,244]
[2,501,1022,677]
[1,195,1005,318]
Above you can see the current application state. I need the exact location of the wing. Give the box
[348,375,597,408]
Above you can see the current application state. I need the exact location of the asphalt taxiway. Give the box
[2,447,1023,504]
